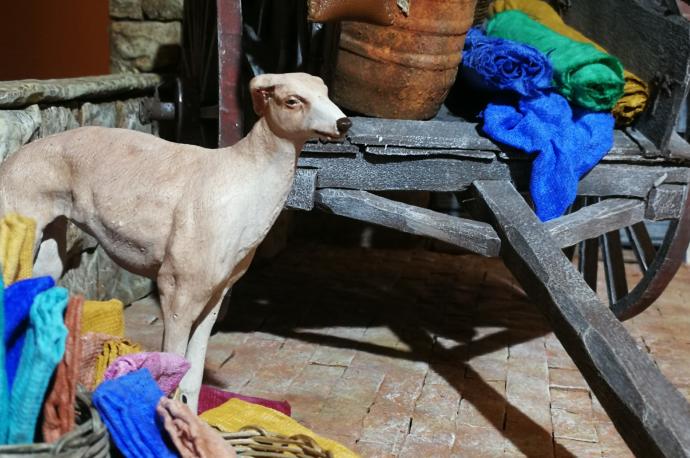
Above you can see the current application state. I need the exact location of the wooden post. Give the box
[472,179,690,457]
[217,0,243,147]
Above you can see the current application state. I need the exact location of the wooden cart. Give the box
[146,0,690,455]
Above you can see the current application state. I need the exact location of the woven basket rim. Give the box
[0,391,109,456]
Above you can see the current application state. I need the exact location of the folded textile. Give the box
[7,287,69,444]
[198,384,291,416]
[42,295,84,443]
[490,0,648,124]
[486,10,624,111]
[482,91,614,220]
[158,397,236,458]
[0,214,35,286]
[200,398,360,458]
[93,368,177,458]
[104,352,190,396]
[4,276,55,391]
[94,339,142,388]
[81,298,125,337]
[0,276,7,443]
[462,27,553,98]
[79,332,122,390]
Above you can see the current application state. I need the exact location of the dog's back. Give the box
[0,126,208,276]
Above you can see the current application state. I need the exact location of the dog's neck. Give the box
[227,116,305,166]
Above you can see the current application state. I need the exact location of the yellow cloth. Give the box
[93,339,141,386]
[0,214,35,286]
[201,399,360,458]
[490,0,648,125]
[81,299,126,337]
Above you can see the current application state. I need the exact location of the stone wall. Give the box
[110,0,183,73]
[0,74,160,304]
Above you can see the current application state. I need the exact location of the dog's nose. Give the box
[337,117,352,135]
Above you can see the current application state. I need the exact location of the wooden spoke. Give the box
[601,230,629,305]
[626,222,656,272]
[579,237,600,292]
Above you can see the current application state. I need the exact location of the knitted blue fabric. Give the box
[462,27,553,97]
[482,92,614,221]
[93,368,177,458]
[7,286,68,444]
[0,274,7,444]
[3,276,55,391]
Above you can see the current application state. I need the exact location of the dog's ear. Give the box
[250,74,281,116]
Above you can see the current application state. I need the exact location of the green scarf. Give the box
[486,10,624,111]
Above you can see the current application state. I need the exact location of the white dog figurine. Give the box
[0,72,351,410]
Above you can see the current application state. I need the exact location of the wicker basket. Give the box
[222,426,334,458]
[0,392,110,458]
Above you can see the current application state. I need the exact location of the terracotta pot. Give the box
[331,0,477,119]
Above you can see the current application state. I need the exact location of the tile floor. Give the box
[125,237,690,457]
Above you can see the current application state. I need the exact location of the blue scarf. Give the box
[461,27,614,220]
[3,276,55,390]
[6,286,68,444]
[93,368,177,458]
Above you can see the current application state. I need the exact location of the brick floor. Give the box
[125,236,690,457]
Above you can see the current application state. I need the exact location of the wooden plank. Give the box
[578,164,690,197]
[562,0,690,152]
[646,184,686,220]
[314,188,501,257]
[545,198,646,248]
[298,155,525,192]
[217,0,243,147]
[347,117,499,150]
[285,168,317,211]
[343,118,651,156]
[365,146,497,161]
[472,180,690,457]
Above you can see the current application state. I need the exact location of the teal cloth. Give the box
[485,10,625,111]
[0,274,7,444]
[6,287,68,445]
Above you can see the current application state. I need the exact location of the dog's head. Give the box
[250,73,351,143]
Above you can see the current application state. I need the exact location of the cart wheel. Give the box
[175,0,220,147]
[176,0,243,148]
[570,195,690,321]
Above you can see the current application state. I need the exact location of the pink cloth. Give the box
[103,352,190,396]
[197,385,291,416]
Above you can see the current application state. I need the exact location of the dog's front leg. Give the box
[178,289,227,412]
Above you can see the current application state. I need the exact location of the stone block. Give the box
[39,106,79,138]
[110,21,181,73]
[0,105,40,162]
[110,0,143,19]
[77,102,118,127]
[142,0,183,20]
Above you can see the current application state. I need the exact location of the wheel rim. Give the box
[570,193,690,321]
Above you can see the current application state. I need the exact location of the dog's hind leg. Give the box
[33,217,67,281]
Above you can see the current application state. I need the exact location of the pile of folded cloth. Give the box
[0,213,360,457]
[454,0,648,221]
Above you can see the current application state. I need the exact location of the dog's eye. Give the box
[286,98,301,107]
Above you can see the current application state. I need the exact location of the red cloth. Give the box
[197,385,291,416]
[42,295,84,442]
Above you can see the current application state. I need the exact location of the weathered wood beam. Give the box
[299,153,688,196]
[285,168,317,210]
[472,180,690,457]
[545,198,645,248]
[314,188,501,257]
[646,184,686,220]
